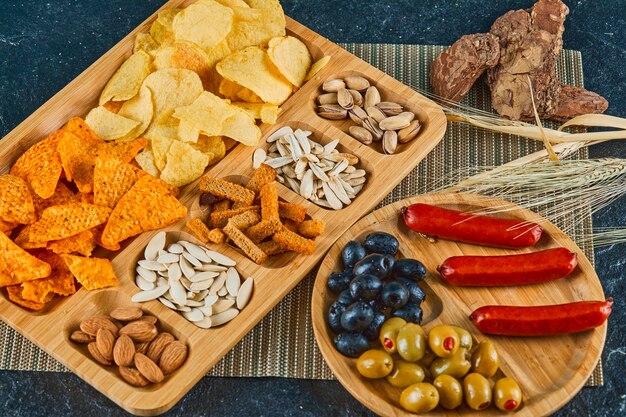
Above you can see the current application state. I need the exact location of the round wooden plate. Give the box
[312,193,607,417]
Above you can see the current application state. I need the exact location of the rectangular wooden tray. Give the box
[0,1,446,415]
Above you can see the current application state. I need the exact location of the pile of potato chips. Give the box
[0,117,187,310]
[83,0,328,187]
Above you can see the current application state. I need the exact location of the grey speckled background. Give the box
[1,1,625,416]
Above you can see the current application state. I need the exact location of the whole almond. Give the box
[119,366,150,387]
[80,316,118,337]
[96,329,116,361]
[135,342,150,354]
[135,353,164,383]
[70,330,94,344]
[159,341,188,374]
[137,315,158,325]
[119,321,158,343]
[110,307,143,322]
[88,342,112,366]
[146,332,175,363]
[113,334,136,367]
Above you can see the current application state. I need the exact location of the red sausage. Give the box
[402,203,543,248]
[438,248,578,286]
[470,298,613,336]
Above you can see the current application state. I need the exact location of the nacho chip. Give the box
[64,116,103,143]
[142,68,204,126]
[134,149,160,177]
[80,193,94,205]
[61,254,119,290]
[267,36,312,87]
[5,285,47,310]
[0,220,17,235]
[21,250,76,302]
[56,128,103,194]
[160,141,210,187]
[30,182,78,216]
[48,229,97,257]
[10,130,63,199]
[85,106,141,141]
[26,203,112,243]
[116,86,154,141]
[134,32,160,56]
[0,231,51,287]
[172,0,234,50]
[216,46,292,104]
[93,156,145,209]
[305,55,331,81]
[225,3,285,52]
[0,175,36,225]
[97,137,148,164]
[99,51,152,105]
[101,175,187,247]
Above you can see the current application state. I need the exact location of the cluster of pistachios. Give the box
[315,76,421,154]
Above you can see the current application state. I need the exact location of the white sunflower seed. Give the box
[218,287,228,297]
[144,231,166,261]
[183,308,204,322]
[266,126,293,143]
[182,251,202,267]
[169,280,187,306]
[264,156,293,168]
[252,148,267,169]
[211,309,239,326]
[131,285,169,303]
[195,264,227,272]
[156,277,168,287]
[189,271,219,282]
[167,243,184,254]
[204,250,236,266]
[299,169,315,199]
[181,241,212,262]
[138,260,167,272]
[209,272,227,295]
[329,177,352,205]
[190,279,215,291]
[158,297,176,309]
[194,316,213,329]
[185,299,204,307]
[226,268,241,296]
[136,266,156,282]
[204,295,219,307]
[213,299,236,314]
[236,278,254,310]
[180,277,193,291]
[199,306,213,316]
[157,250,179,264]
[322,181,343,209]
[136,275,155,291]
[323,139,339,153]
[294,129,311,154]
[179,256,195,279]
[168,263,182,281]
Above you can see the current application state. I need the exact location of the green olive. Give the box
[356,349,394,379]
[428,325,460,358]
[433,375,463,410]
[464,373,492,410]
[471,340,499,378]
[417,350,437,368]
[430,348,471,379]
[494,377,523,411]
[397,323,427,362]
[379,317,407,354]
[386,360,426,388]
[399,382,440,413]
[450,325,473,350]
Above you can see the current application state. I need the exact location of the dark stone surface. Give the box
[0,1,624,416]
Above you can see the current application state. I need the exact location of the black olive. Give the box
[396,277,426,304]
[349,274,383,301]
[337,289,354,306]
[363,232,400,256]
[341,241,367,270]
[327,301,346,333]
[340,301,375,332]
[326,270,353,294]
[362,311,387,341]
[381,281,410,309]
[392,258,427,281]
[333,332,370,358]
[392,302,423,324]
[353,253,395,278]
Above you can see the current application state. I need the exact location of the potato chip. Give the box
[233,103,280,124]
[305,55,331,81]
[97,137,148,164]
[102,100,124,114]
[0,231,51,287]
[134,32,160,56]
[25,203,112,243]
[144,120,179,142]
[173,91,230,137]
[218,78,263,103]
[22,250,76,301]
[222,137,238,151]
[85,106,141,141]
[267,36,312,87]
[160,141,210,187]
[0,175,36,225]
[172,0,233,50]
[193,135,226,164]
[61,254,119,290]
[116,86,154,141]
[57,129,102,194]
[171,41,215,90]
[93,156,144,209]
[150,9,180,46]
[48,229,97,257]
[134,149,160,177]
[221,107,262,145]
[216,0,249,7]
[5,285,47,310]
[99,51,152,105]
[150,134,176,171]
[10,130,63,199]
[142,68,204,126]
[178,120,200,143]
[225,4,285,52]
[101,175,187,247]
[31,182,79,216]
[153,45,176,70]
[216,46,292,104]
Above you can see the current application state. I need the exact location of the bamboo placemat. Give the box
[0,43,602,386]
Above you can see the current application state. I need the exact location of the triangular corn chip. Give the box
[61,254,119,290]
[0,175,36,225]
[0,231,51,287]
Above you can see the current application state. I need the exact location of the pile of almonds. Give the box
[316,76,421,154]
[70,307,188,387]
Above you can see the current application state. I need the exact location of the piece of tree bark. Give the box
[548,85,609,122]
[430,33,500,102]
